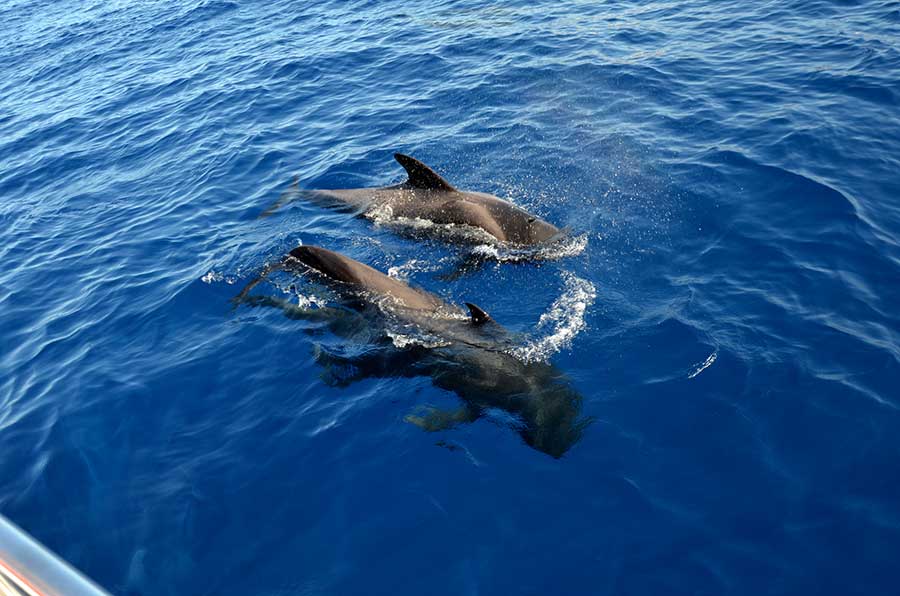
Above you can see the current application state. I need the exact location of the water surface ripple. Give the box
[1,1,899,594]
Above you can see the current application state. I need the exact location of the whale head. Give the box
[464,191,561,245]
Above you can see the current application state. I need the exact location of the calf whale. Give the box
[234,245,590,457]
[262,154,563,246]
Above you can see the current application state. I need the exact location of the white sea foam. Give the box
[512,272,597,363]
[201,270,237,284]
[471,232,588,263]
[386,329,451,349]
[293,292,328,309]
[688,351,717,379]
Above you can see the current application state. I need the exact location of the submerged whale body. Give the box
[263,154,562,246]
[235,245,590,457]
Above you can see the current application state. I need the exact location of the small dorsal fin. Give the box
[464,302,492,325]
[394,153,456,191]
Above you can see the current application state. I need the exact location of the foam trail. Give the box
[513,272,597,363]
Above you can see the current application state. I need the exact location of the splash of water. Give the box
[688,351,717,379]
[513,272,597,363]
[201,270,237,284]
[470,233,588,263]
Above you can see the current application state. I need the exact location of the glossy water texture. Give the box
[2,1,899,594]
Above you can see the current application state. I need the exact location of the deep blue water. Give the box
[2,0,900,594]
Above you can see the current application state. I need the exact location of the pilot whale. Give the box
[262,154,562,246]
[234,245,590,457]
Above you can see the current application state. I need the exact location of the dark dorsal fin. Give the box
[394,153,456,191]
[465,302,492,325]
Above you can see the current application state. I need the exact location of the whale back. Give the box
[288,245,447,312]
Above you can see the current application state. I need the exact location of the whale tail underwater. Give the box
[260,153,566,247]
[233,245,591,458]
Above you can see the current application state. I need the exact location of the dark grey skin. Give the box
[262,154,562,246]
[234,245,590,458]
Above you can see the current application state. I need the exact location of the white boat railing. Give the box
[0,515,110,596]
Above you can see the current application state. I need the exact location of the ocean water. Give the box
[2,0,899,594]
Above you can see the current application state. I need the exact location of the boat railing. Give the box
[0,514,110,596]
